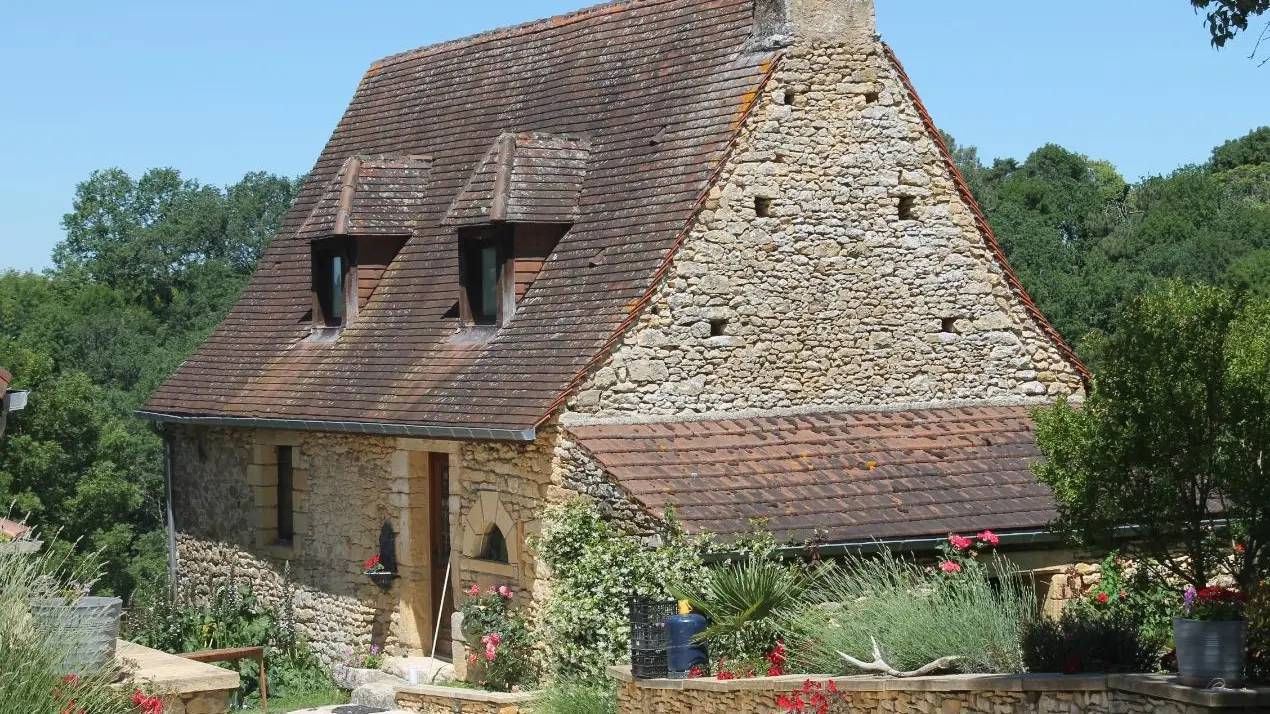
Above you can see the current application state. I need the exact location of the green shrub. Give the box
[535,678,617,714]
[123,567,334,705]
[788,549,1036,675]
[459,584,538,692]
[530,499,710,681]
[1023,607,1158,674]
[1072,553,1177,656]
[670,550,810,664]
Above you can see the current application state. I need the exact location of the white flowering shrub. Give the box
[531,499,709,681]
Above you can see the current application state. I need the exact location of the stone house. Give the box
[142,0,1090,662]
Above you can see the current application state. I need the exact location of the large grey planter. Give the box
[0,539,42,556]
[1174,617,1247,688]
[29,596,122,676]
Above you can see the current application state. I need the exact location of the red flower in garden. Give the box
[948,534,973,550]
[976,530,1000,547]
[1096,592,1109,604]
[363,554,382,572]
[939,560,962,574]
[467,583,481,596]
[1235,543,1246,554]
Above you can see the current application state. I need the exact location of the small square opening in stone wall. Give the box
[865,90,880,104]
[781,88,797,105]
[898,196,917,221]
[755,197,773,218]
[709,319,727,337]
[941,317,960,334]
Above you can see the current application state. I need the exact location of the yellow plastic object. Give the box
[678,600,691,615]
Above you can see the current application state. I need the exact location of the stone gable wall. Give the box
[568,38,1083,418]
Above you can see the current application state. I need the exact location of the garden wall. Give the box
[610,667,1270,714]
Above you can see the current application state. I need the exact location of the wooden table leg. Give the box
[259,653,268,713]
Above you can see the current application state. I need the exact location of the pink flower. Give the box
[487,632,502,646]
[498,585,513,599]
[939,560,962,574]
[468,653,478,665]
[467,584,481,597]
[485,643,497,661]
[977,530,1000,547]
[948,534,973,550]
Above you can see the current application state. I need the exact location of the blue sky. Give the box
[1,1,1266,272]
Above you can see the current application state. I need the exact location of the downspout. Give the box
[163,426,177,598]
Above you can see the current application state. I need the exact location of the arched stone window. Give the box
[478,524,509,564]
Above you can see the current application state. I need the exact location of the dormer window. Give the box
[312,238,355,329]
[459,226,511,326]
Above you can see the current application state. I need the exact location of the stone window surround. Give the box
[460,490,520,580]
[247,433,310,560]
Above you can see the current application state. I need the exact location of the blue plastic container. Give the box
[666,612,708,677]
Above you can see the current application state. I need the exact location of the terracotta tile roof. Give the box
[142,0,772,434]
[0,517,31,540]
[566,404,1056,543]
[444,133,591,226]
[299,155,433,239]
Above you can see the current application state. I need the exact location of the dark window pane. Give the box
[479,525,508,564]
[480,244,499,321]
[330,255,345,322]
[277,446,294,544]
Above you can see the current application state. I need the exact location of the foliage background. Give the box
[0,168,299,599]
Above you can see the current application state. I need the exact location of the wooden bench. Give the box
[179,646,267,711]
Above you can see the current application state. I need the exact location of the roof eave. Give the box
[135,410,536,442]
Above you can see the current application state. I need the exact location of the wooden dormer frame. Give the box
[311,237,357,330]
[457,225,514,328]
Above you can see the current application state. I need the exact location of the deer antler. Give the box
[837,637,960,678]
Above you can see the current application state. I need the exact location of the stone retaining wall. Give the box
[610,667,1270,714]
[395,684,535,713]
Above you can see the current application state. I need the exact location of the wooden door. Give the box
[428,453,455,659]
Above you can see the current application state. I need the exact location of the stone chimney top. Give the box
[752,0,877,49]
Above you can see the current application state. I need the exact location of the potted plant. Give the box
[363,554,395,590]
[29,583,123,676]
[332,643,386,690]
[1174,585,1248,687]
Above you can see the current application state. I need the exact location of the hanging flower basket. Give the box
[363,554,396,591]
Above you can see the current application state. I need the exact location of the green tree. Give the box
[1192,0,1270,57]
[1033,282,1270,590]
[1211,126,1270,172]
[1,167,298,599]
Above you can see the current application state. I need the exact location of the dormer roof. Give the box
[299,155,432,239]
[444,133,590,227]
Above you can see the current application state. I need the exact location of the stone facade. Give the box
[566,35,1083,419]
[170,424,564,662]
[612,669,1270,714]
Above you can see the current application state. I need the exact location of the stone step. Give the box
[289,706,413,714]
[382,655,455,684]
[351,676,409,709]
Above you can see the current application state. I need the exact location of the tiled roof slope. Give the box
[143,0,772,433]
[566,405,1056,543]
[444,133,592,226]
[300,155,433,238]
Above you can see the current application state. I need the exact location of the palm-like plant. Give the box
[669,557,811,644]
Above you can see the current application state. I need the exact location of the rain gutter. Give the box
[135,410,537,442]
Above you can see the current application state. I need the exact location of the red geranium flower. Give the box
[1096,592,1109,604]
[948,534,973,550]
[363,554,382,571]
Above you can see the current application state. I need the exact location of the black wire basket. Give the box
[629,596,676,679]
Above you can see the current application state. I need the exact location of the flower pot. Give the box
[332,663,388,690]
[1174,617,1247,688]
[29,596,123,676]
[365,570,396,591]
[0,539,42,556]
